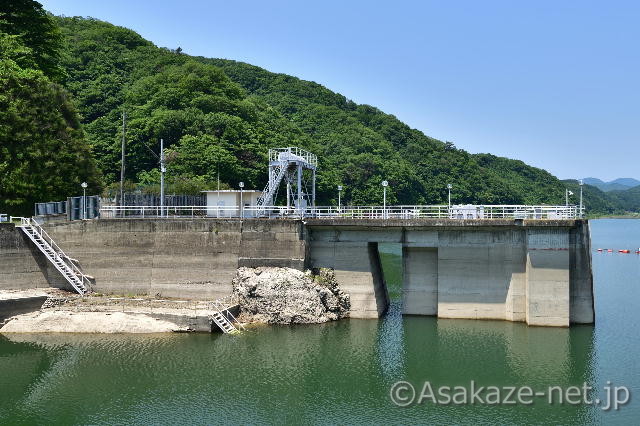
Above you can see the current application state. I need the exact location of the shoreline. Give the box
[0,290,238,334]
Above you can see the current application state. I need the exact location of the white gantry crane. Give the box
[256,147,317,215]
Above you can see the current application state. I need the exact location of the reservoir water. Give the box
[1,219,638,424]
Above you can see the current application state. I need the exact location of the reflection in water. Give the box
[0,220,636,424]
[376,300,405,381]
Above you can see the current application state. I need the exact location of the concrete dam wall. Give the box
[306,219,594,327]
[0,220,306,300]
[0,218,594,326]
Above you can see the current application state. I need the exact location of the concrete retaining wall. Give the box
[0,296,48,324]
[0,220,306,300]
[0,224,69,291]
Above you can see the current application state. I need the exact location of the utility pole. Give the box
[120,111,126,209]
[160,138,166,218]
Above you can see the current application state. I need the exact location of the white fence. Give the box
[98,204,584,220]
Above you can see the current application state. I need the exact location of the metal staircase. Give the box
[15,217,92,295]
[209,296,244,334]
[256,161,288,208]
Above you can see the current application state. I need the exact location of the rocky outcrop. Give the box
[232,267,350,324]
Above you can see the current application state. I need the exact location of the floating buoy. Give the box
[607,249,613,252]
[619,250,630,254]
[597,248,603,252]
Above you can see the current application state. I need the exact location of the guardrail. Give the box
[98,205,584,220]
[13,217,93,293]
[210,294,245,331]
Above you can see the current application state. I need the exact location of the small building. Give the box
[202,190,263,217]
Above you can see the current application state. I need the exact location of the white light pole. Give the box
[382,180,388,219]
[337,185,343,211]
[239,181,244,219]
[579,179,584,218]
[565,189,573,207]
[447,184,452,209]
[160,138,166,218]
[81,182,88,220]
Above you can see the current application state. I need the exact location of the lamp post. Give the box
[579,179,584,218]
[382,180,388,219]
[337,185,343,211]
[81,182,88,220]
[447,184,452,209]
[565,189,573,207]
[159,138,165,218]
[239,181,244,219]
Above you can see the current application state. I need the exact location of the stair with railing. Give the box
[15,217,92,295]
[209,295,244,334]
[256,161,288,210]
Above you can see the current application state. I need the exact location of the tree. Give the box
[0,58,100,216]
[0,0,64,80]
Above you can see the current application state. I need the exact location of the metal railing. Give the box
[268,147,318,168]
[210,294,245,331]
[13,217,93,293]
[99,205,585,220]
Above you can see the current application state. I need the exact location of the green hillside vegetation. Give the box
[55,15,618,211]
[0,1,100,216]
[608,185,640,212]
[0,3,636,216]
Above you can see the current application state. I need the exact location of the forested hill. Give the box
[0,6,629,215]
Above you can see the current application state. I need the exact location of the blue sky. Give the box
[41,0,639,181]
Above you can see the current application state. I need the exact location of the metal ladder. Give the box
[15,217,92,295]
[209,296,244,334]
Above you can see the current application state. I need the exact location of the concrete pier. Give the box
[0,218,594,327]
[306,219,594,326]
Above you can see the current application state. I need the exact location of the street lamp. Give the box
[81,182,88,220]
[337,185,343,211]
[565,188,573,207]
[382,180,389,219]
[579,179,584,218]
[447,184,452,209]
[239,181,244,219]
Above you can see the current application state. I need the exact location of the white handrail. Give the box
[19,217,93,291]
[99,204,585,220]
[211,294,245,331]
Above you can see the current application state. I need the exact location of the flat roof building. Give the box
[202,190,262,217]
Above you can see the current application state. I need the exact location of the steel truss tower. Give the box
[256,147,317,214]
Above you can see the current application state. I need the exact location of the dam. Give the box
[0,215,593,327]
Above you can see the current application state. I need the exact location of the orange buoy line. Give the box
[596,249,640,253]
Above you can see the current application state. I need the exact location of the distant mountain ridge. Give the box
[582,177,640,192]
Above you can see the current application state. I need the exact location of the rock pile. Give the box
[232,267,350,324]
